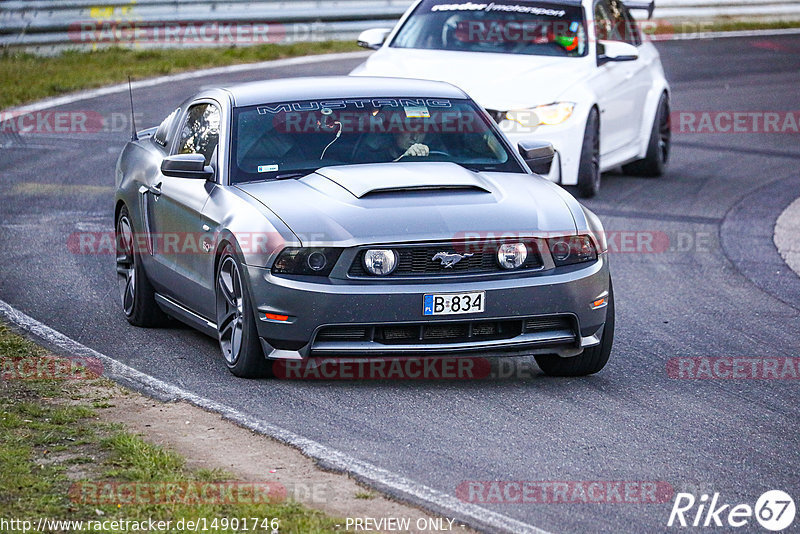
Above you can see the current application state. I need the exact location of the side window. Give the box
[595,0,639,47]
[177,103,220,166]
[153,108,179,147]
[615,1,642,46]
[594,1,614,42]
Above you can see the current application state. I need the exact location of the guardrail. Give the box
[2,0,799,54]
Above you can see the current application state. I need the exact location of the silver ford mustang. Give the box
[114,76,614,378]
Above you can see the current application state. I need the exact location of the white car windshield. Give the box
[391,0,587,57]
[231,97,523,183]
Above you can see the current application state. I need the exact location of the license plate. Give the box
[423,292,485,316]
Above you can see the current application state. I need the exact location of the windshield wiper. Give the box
[274,171,313,180]
[454,162,484,173]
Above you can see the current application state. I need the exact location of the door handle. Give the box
[138,183,162,196]
[139,182,163,200]
[147,183,163,197]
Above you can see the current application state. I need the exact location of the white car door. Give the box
[618,2,655,142]
[592,0,648,158]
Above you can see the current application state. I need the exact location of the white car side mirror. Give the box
[357,28,392,50]
[597,40,639,66]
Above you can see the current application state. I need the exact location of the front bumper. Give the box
[244,254,611,360]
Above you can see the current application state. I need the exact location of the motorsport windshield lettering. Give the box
[430,2,567,18]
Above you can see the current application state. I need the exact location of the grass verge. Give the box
[0,41,360,109]
[3,18,800,109]
[0,322,345,533]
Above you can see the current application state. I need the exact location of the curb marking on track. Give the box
[0,298,551,534]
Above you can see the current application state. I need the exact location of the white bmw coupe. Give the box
[351,0,671,197]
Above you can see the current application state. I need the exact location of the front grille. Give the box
[315,326,369,341]
[524,316,573,332]
[349,241,543,278]
[378,320,520,344]
[313,315,576,349]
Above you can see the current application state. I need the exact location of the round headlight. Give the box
[550,240,571,262]
[497,243,527,269]
[307,251,328,271]
[363,249,397,276]
[548,236,597,267]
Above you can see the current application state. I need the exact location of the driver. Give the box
[393,129,430,161]
[360,113,438,162]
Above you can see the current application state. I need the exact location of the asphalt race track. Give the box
[2,36,800,533]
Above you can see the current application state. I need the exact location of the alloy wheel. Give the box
[658,100,672,165]
[216,256,245,364]
[115,215,136,316]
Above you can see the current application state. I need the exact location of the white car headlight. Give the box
[505,102,575,128]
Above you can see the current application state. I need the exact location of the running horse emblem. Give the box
[432,252,474,268]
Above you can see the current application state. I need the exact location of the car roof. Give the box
[220,76,470,108]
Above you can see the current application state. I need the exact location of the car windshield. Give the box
[390,0,587,57]
[230,97,523,183]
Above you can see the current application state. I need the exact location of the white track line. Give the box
[0,298,550,534]
[4,51,371,114]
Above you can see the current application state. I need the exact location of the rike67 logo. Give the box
[668,490,796,531]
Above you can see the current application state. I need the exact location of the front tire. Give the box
[115,205,169,327]
[623,93,671,177]
[215,246,273,378]
[577,108,601,198]
[535,280,615,377]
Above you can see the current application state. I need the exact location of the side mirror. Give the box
[161,154,214,180]
[518,141,555,175]
[357,28,391,50]
[597,40,639,66]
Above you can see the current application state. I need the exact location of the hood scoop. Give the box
[314,162,492,199]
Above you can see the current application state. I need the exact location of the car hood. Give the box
[235,162,578,246]
[351,48,591,110]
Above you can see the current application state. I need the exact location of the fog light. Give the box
[497,243,527,269]
[363,249,397,276]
